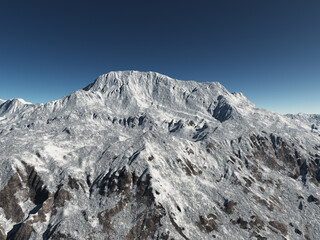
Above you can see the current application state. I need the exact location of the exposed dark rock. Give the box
[307,194,319,204]
[177,158,201,176]
[183,158,200,176]
[0,225,7,240]
[294,228,302,235]
[192,123,209,141]
[169,214,189,240]
[22,162,49,205]
[249,215,265,231]
[268,221,287,236]
[98,169,132,232]
[95,169,166,239]
[242,187,249,194]
[128,150,141,165]
[196,215,218,233]
[304,234,311,240]
[98,195,130,233]
[223,199,237,214]
[52,187,71,215]
[186,148,194,155]
[126,203,166,240]
[0,173,24,222]
[118,168,133,195]
[206,142,216,153]
[42,223,59,239]
[0,163,54,238]
[86,174,91,187]
[253,195,274,211]
[54,188,71,207]
[212,96,233,122]
[250,135,280,170]
[188,120,195,126]
[68,175,80,190]
[136,173,154,206]
[169,120,184,133]
[235,217,248,229]
[299,160,308,184]
[138,116,146,126]
[62,128,71,134]
[229,156,236,163]
[32,194,54,223]
[243,177,252,187]
[158,231,170,240]
[248,133,320,186]
[7,221,34,240]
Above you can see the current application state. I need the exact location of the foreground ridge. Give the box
[0,71,319,239]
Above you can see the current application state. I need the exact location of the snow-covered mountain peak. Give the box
[0,71,253,124]
[4,98,31,105]
[83,70,226,96]
[76,70,254,122]
[0,98,32,116]
[84,71,182,91]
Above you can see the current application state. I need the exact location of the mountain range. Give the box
[0,71,319,239]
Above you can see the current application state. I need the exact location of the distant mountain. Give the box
[286,113,320,134]
[0,98,32,116]
[0,71,319,240]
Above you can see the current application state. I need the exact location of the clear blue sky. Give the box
[0,0,319,113]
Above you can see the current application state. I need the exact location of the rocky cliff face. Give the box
[0,71,319,239]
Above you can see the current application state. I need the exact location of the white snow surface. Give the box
[0,71,319,239]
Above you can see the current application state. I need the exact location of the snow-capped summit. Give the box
[0,98,32,116]
[64,70,254,123]
[0,71,319,240]
[81,71,232,113]
[5,71,256,123]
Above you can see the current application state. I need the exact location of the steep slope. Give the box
[0,71,319,240]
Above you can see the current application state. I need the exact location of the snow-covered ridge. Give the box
[286,113,320,135]
[1,71,255,123]
[77,71,254,122]
[286,113,320,124]
[81,70,241,113]
[0,98,32,116]
[0,98,32,105]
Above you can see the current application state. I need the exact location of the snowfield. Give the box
[0,71,319,239]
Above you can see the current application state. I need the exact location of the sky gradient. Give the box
[0,0,319,113]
